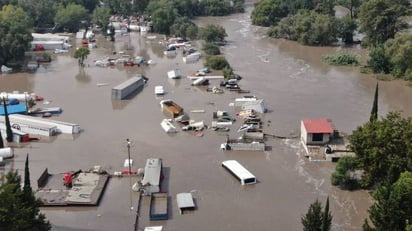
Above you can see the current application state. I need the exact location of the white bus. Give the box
[221,160,257,185]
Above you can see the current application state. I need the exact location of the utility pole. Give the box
[127,138,131,175]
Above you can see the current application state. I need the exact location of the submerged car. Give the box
[213,127,230,132]
[182,125,203,131]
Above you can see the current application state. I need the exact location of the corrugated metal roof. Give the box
[176,193,195,209]
[302,119,334,133]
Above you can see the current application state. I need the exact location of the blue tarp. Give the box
[0,104,27,115]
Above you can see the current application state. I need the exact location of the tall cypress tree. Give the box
[369,82,379,122]
[0,129,4,148]
[23,154,32,197]
[2,98,13,142]
[321,196,332,231]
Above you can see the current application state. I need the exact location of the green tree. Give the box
[106,0,131,16]
[202,0,232,16]
[0,171,51,230]
[198,24,227,43]
[92,6,111,34]
[384,34,412,80]
[23,154,32,198]
[337,15,357,44]
[74,47,90,66]
[363,172,412,231]
[313,0,334,15]
[202,42,221,55]
[281,0,315,14]
[78,0,98,13]
[232,0,245,13]
[132,0,149,14]
[170,17,198,39]
[269,10,339,46]
[322,197,332,231]
[358,0,410,45]
[205,55,230,70]
[0,5,32,67]
[151,7,176,34]
[2,98,13,142]
[302,197,333,231]
[367,45,393,74]
[17,0,57,27]
[222,66,235,79]
[349,112,412,187]
[54,3,89,33]
[171,0,197,18]
[251,0,288,26]
[370,82,379,122]
[302,199,323,231]
[331,156,360,190]
[185,24,199,40]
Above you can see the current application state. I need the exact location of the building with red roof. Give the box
[301,118,334,145]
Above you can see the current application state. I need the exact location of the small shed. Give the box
[301,118,334,145]
[241,99,267,113]
[176,193,195,214]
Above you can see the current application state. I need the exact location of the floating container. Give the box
[111,75,145,100]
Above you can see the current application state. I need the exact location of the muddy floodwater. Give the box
[2,2,412,231]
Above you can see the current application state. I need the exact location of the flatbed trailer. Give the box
[149,192,168,220]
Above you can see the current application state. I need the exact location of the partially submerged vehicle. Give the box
[160,119,177,133]
[160,99,184,118]
[182,121,205,131]
[212,111,236,128]
[213,126,230,132]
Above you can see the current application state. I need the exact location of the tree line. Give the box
[251,0,412,82]
[0,0,242,68]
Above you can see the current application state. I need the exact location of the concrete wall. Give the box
[301,120,308,144]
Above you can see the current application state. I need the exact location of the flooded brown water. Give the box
[2,2,412,231]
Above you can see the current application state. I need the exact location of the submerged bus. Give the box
[221,160,257,185]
